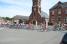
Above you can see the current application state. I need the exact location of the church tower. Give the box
[29,0,42,25]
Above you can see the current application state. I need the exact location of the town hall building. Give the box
[49,1,67,26]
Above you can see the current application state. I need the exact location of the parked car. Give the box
[60,33,67,44]
[63,24,67,30]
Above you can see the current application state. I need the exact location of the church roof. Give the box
[13,11,48,21]
[41,11,49,18]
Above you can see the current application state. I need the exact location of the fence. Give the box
[0,24,46,31]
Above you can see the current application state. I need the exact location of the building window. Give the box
[38,8,40,14]
[33,0,37,6]
[34,8,36,11]
[58,9,61,14]
[52,11,54,15]
[64,17,67,23]
[65,10,67,14]
[58,17,61,21]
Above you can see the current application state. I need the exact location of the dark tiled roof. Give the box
[63,2,67,8]
[14,11,48,21]
[13,15,29,20]
[50,1,67,10]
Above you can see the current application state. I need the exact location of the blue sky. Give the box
[0,0,67,18]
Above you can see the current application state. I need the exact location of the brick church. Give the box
[12,0,48,26]
[49,1,67,26]
[29,0,46,25]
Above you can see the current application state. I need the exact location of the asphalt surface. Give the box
[0,29,66,44]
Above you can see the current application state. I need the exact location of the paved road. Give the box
[0,29,66,44]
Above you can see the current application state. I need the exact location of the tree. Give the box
[3,17,12,20]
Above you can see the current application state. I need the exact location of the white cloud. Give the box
[0,0,32,17]
[0,8,31,17]
[41,0,61,15]
[0,0,64,17]
[0,0,32,6]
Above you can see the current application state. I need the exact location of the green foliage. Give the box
[2,17,13,20]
